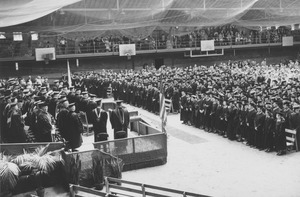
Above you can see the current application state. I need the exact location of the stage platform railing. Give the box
[70,177,210,197]
[93,120,167,171]
[0,142,64,155]
[104,177,210,197]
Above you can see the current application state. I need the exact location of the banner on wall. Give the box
[119,44,136,56]
[282,36,293,46]
[201,40,215,51]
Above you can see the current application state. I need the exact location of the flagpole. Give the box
[160,71,164,133]
[67,59,72,88]
[159,66,166,133]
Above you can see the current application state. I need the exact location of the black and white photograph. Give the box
[0,0,300,196]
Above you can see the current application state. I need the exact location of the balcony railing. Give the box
[1,35,300,60]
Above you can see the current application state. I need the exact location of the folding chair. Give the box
[164,98,173,113]
[79,111,94,136]
[96,133,109,141]
[115,131,127,139]
[285,129,298,152]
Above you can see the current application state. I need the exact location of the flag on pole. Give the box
[159,74,167,133]
[67,59,72,87]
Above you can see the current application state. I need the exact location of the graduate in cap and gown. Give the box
[254,102,266,149]
[274,110,287,155]
[66,103,83,151]
[7,102,27,143]
[35,101,54,142]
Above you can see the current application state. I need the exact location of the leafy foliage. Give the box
[0,153,20,192]
[11,144,64,175]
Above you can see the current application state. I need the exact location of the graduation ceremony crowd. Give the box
[1,58,300,155]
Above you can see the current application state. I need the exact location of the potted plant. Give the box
[0,153,20,196]
[12,144,64,197]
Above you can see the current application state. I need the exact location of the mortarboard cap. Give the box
[10,102,18,108]
[68,103,75,108]
[115,100,123,105]
[293,103,300,109]
[38,101,48,107]
[95,98,102,104]
[59,97,68,103]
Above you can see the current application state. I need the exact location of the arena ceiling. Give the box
[1,0,300,38]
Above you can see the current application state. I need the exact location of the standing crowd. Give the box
[1,59,300,155]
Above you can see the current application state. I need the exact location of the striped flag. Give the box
[159,74,167,133]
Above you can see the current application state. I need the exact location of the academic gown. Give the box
[7,109,27,143]
[36,110,53,142]
[110,107,130,139]
[254,112,266,148]
[91,107,108,142]
[66,111,83,149]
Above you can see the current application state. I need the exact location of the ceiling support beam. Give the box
[62,7,298,12]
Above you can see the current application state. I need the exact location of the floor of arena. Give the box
[79,98,300,197]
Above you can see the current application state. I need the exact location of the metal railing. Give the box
[104,177,210,197]
[1,35,300,59]
[93,131,167,171]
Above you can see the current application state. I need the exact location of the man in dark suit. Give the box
[91,98,108,142]
[109,100,130,139]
